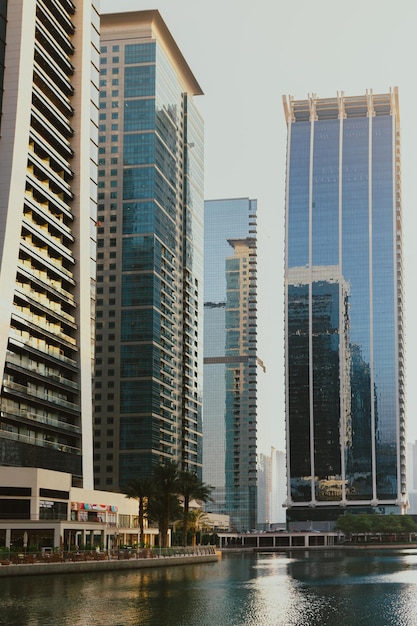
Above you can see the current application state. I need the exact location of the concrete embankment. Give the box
[0,553,219,578]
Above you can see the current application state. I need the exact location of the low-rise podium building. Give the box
[0,467,158,550]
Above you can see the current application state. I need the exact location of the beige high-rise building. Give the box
[0,1,100,488]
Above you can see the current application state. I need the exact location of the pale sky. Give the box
[100,0,417,451]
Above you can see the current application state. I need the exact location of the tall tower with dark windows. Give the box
[95,11,204,491]
[283,90,405,526]
[203,198,261,532]
[0,0,99,488]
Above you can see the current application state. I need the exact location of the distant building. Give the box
[0,1,99,488]
[258,448,287,527]
[271,448,287,524]
[283,90,406,526]
[203,198,262,532]
[94,11,204,490]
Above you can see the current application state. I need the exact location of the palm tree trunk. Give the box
[182,496,190,546]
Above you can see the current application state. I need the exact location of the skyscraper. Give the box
[203,198,260,532]
[0,1,99,488]
[94,11,204,490]
[283,90,406,525]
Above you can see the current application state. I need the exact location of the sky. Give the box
[100,0,417,452]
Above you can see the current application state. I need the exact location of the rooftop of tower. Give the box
[282,88,399,123]
[101,9,203,96]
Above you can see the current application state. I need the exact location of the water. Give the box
[2,550,417,625]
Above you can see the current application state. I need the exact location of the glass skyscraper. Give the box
[95,11,204,490]
[204,198,259,532]
[283,90,406,524]
[0,0,99,488]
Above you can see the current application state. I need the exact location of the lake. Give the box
[2,549,417,625]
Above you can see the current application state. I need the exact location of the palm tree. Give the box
[177,470,213,547]
[124,477,154,545]
[151,462,181,548]
[147,493,183,547]
[187,509,209,548]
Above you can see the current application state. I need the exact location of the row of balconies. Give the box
[11,309,76,350]
[31,106,73,160]
[29,128,73,183]
[9,332,77,369]
[5,354,78,391]
[14,283,76,327]
[2,379,78,413]
[20,238,74,286]
[37,0,75,48]
[1,401,80,434]
[0,423,80,454]
[28,144,73,203]
[24,192,73,247]
[17,262,75,309]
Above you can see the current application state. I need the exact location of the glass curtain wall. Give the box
[284,91,405,523]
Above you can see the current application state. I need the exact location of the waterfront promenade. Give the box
[0,546,219,578]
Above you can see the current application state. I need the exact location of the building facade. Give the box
[203,198,260,532]
[283,90,406,525]
[94,11,204,491]
[0,467,156,551]
[0,0,99,488]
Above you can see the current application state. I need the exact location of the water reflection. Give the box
[2,552,417,625]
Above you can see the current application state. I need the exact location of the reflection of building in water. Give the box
[284,90,405,528]
[287,266,351,505]
[347,343,373,499]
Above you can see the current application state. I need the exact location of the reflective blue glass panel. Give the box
[341,116,373,500]
[288,122,310,268]
[372,115,397,498]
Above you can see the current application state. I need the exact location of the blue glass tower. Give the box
[95,11,204,490]
[203,198,258,532]
[283,90,405,524]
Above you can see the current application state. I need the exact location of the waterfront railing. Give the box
[0,545,216,566]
